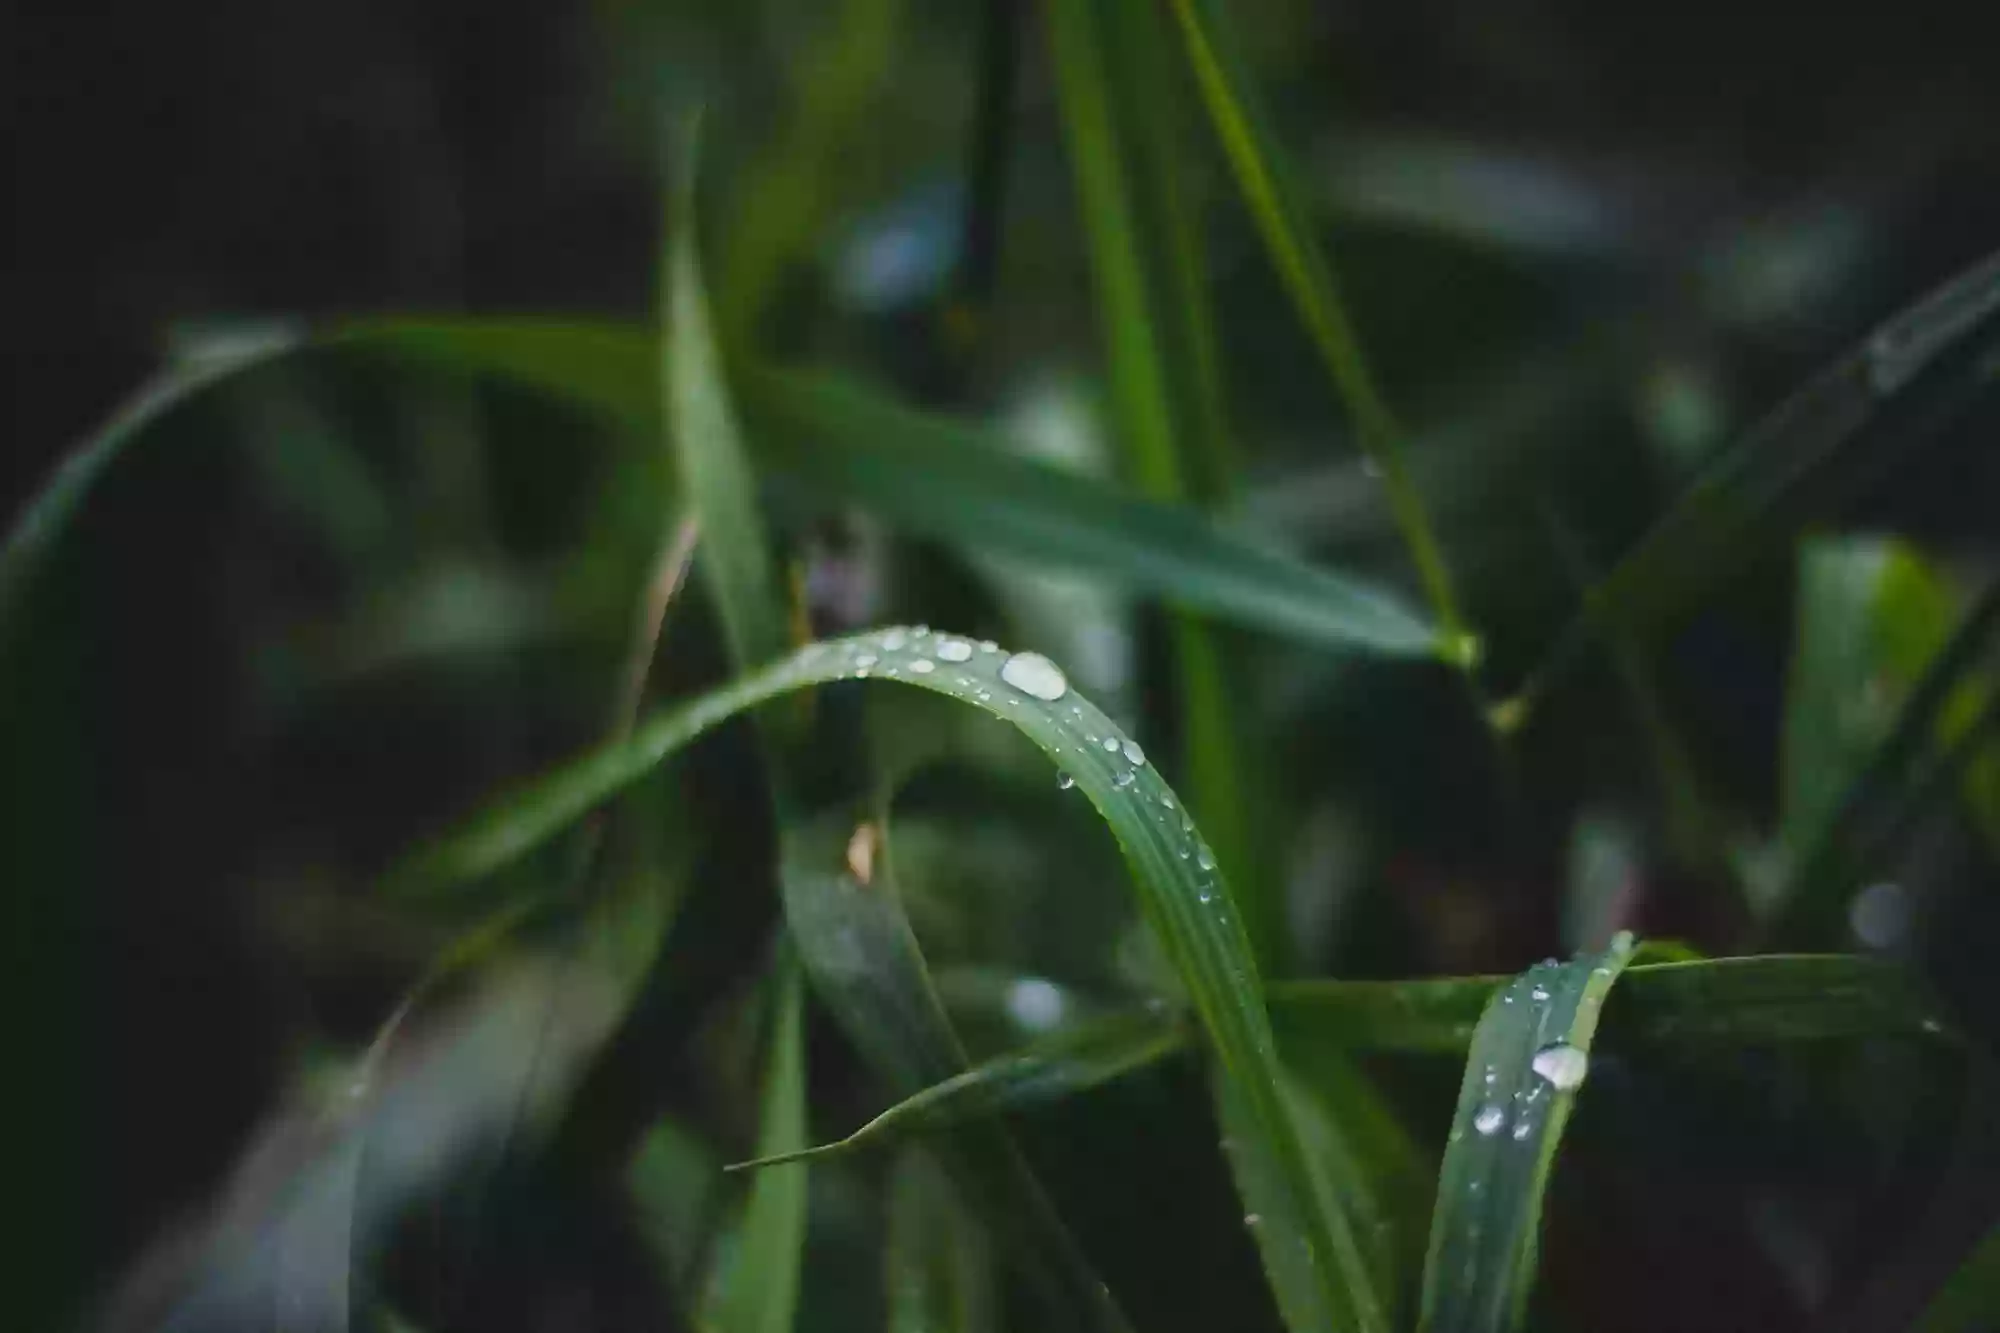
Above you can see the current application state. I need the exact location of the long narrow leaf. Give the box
[1418,932,1637,1333]
[381,626,1355,1333]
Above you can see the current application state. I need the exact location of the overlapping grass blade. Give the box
[1418,933,1636,1332]
[706,956,809,1333]
[378,624,1354,1333]
[730,1008,1183,1171]
[0,317,1440,661]
[1515,246,2000,717]
[1048,0,1279,968]
[1162,0,1470,653]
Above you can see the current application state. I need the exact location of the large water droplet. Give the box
[1121,739,1146,766]
[999,651,1069,702]
[1057,771,1075,790]
[882,629,908,651]
[910,658,936,674]
[1160,793,1175,810]
[1473,1105,1505,1136]
[1530,984,1550,1002]
[1005,977,1066,1032]
[1196,843,1216,871]
[936,637,973,663]
[1113,770,1136,789]
[1530,1042,1590,1091]
[1102,737,1119,753]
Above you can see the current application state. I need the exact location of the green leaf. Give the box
[778,809,1132,1332]
[665,121,788,674]
[707,955,810,1333]
[728,1007,1183,1171]
[1418,932,1637,1333]
[1515,246,2000,716]
[1270,954,1953,1055]
[1914,1223,2000,1333]
[885,1150,999,1333]
[382,625,1357,1332]
[1163,0,1470,652]
[1048,0,1281,968]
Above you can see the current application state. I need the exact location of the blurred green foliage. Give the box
[8,2,2000,1331]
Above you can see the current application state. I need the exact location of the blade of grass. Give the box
[2,317,1442,661]
[669,140,1132,1333]
[1511,246,2000,721]
[728,1007,1184,1170]
[706,954,809,1333]
[885,1149,999,1333]
[1163,0,1473,665]
[1418,932,1638,1333]
[1048,0,1280,970]
[380,625,1369,1333]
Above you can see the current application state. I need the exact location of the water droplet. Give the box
[1197,884,1213,903]
[1121,739,1146,766]
[1512,1117,1534,1141]
[882,629,908,651]
[855,653,878,668]
[1244,1213,1263,1227]
[1922,1017,1944,1034]
[913,623,931,636]
[1530,1042,1590,1091]
[1005,977,1066,1031]
[1196,843,1216,871]
[1178,846,1191,860]
[1102,737,1120,753]
[1483,1066,1496,1086]
[1114,770,1136,789]
[975,689,991,702]
[910,658,936,674]
[856,667,871,678]
[1057,771,1075,790]
[999,651,1069,701]
[936,637,973,663]
[1160,793,1175,810]
[980,639,999,653]
[1474,1105,1505,1136]
[1530,984,1550,1002]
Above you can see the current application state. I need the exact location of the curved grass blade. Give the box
[382,625,1374,1333]
[728,1007,1184,1171]
[1163,0,1470,654]
[706,954,809,1333]
[1418,932,1637,1333]
[0,314,1439,660]
[1514,246,2000,718]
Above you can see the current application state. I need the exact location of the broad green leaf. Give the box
[1049,0,1281,968]
[1418,932,1637,1333]
[1914,1223,2000,1333]
[885,1150,999,1333]
[1163,0,1470,649]
[1,319,1440,663]
[381,625,1353,1333]
[729,1007,1184,1170]
[1515,246,2000,716]
[707,956,809,1333]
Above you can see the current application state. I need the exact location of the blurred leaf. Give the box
[381,625,1362,1332]
[1049,0,1278,968]
[779,810,1132,1331]
[885,1150,998,1333]
[731,1007,1182,1171]
[1164,0,1469,651]
[1912,1223,2000,1333]
[1517,246,2000,716]
[1417,933,1636,1333]
[707,956,809,1333]
[629,1114,726,1290]
[1773,572,2000,944]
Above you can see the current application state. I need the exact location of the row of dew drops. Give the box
[796,626,1225,902]
[1447,945,1625,1158]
